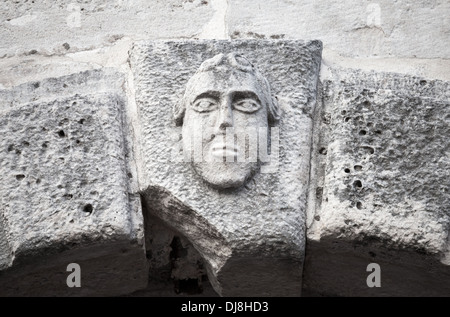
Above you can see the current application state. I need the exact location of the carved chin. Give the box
[192,161,258,189]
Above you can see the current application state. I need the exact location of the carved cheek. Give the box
[199,110,219,128]
[233,109,267,129]
[186,107,210,125]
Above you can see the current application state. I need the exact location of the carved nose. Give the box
[217,103,233,131]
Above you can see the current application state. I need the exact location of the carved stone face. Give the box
[178,54,276,189]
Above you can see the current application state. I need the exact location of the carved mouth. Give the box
[211,143,238,158]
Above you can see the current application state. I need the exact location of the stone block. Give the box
[0,0,213,57]
[131,39,322,296]
[0,69,147,296]
[227,0,450,59]
[304,69,450,296]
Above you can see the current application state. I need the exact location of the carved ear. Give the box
[268,95,281,123]
[174,96,186,126]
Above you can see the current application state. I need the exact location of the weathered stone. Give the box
[0,69,147,296]
[131,39,322,296]
[177,52,281,189]
[227,0,450,59]
[304,69,450,296]
[0,0,213,58]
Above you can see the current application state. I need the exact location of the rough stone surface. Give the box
[1,0,448,92]
[0,0,448,298]
[131,40,322,296]
[0,69,147,296]
[304,69,450,296]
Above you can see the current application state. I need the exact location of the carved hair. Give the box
[174,53,280,126]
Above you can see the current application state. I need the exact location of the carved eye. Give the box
[191,99,218,113]
[233,99,261,113]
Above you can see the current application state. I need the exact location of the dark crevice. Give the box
[174,279,203,295]
[353,180,362,188]
[170,236,188,260]
[83,204,93,214]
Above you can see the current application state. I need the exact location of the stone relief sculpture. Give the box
[174,53,280,189]
[133,40,321,296]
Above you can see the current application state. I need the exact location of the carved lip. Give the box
[211,143,238,157]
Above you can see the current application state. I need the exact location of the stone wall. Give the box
[0,0,448,296]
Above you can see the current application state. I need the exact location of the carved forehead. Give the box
[174,53,279,126]
[184,54,271,101]
[185,70,266,100]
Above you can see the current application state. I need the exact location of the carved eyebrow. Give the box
[232,91,261,103]
[192,91,221,103]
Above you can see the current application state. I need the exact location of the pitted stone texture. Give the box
[304,69,450,296]
[0,69,147,296]
[131,40,322,296]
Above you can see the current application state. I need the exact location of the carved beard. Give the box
[191,132,260,189]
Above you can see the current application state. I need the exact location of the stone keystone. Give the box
[131,40,322,296]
